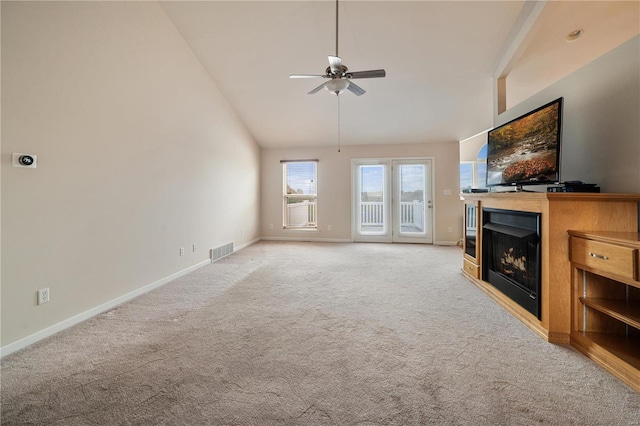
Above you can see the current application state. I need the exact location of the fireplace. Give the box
[482,208,541,319]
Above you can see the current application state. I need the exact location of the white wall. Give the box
[261,142,461,245]
[1,2,260,348]
[494,35,640,193]
[459,132,487,164]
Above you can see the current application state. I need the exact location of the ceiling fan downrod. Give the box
[335,0,339,58]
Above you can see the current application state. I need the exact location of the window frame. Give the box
[281,160,318,230]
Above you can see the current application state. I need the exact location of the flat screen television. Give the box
[486,97,563,188]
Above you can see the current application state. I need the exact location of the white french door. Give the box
[352,160,391,242]
[391,159,433,243]
[352,158,433,243]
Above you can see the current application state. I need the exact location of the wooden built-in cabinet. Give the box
[568,231,640,392]
[460,193,640,345]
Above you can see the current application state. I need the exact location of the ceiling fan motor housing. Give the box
[326,65,349,78]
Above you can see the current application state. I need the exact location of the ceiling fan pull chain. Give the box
[337,95,341,153]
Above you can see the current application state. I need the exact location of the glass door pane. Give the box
[398,164,425,234]
[352,160,391,243]
[359,164,386,235]
[392,159,433,243]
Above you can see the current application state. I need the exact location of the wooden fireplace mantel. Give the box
[460,192,640,344]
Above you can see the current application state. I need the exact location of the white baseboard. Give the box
[234,237,261,252]
[434,240,459,246]
[263,237,458,245]
[0,259,212,358]
[261,236,352,243]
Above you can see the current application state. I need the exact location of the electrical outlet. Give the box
[37,288,50,305]
[180,247,185,256]
[192,243,197,253]
[448,227,453,233]
[241,228,245,236]
[328,225,332,231]
[269,224,274,230]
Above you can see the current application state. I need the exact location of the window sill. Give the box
[282,228,319,232]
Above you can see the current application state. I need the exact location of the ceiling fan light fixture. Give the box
[325,78,350,95]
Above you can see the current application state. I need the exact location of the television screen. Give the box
[486,98,562,187]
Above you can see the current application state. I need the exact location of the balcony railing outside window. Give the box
[360,201,424,233]
[285,200,317,228]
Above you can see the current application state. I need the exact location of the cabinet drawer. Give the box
[463,258,479,278]
[570,236,638,281]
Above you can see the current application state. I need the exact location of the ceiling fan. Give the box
[289,0,386,96]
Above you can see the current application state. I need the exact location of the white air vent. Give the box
[210,242,234,262]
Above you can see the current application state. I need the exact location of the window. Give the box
[476,144,487,188]
[460,162,474,191]
[459,144,487,191]
[282,160,317,229]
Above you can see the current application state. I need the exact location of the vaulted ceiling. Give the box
[160,1,639,149]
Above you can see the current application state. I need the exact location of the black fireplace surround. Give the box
[482,208,541,319]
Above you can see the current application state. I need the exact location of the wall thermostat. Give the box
[12,153,37,168]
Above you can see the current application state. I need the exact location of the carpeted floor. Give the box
[1,241,639,425]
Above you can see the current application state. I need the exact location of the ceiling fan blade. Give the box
[289,74,325,79]
[308,81,329,95]
[328,56,342,74]
[348,69,386,79]
[346,81,366,96]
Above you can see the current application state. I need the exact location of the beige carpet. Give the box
[1,241,639,425]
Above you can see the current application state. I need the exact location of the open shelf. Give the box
[572,331,640,371]
[580,297,640,330]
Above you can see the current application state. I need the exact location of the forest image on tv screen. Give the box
[487,102,559,185]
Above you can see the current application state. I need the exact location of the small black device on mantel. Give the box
[462,188,490,193]
[547,181,600,193]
